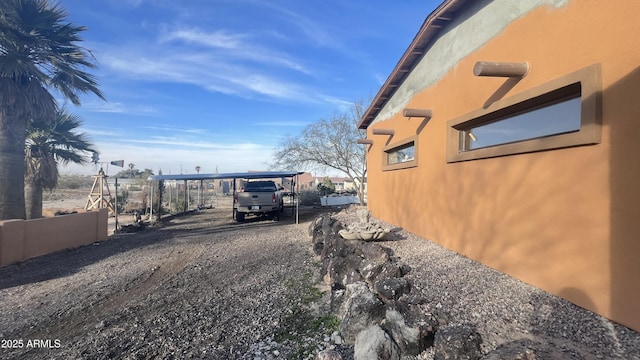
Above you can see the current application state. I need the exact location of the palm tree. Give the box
[25,109,96,219]
[0,0,104,220]
[128,163,135,178]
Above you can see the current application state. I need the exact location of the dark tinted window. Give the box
[461,96,581,151]
[243,181,276,192]
[387,141,415,165]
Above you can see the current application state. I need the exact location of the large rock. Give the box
[321,233,354,261]
[316,216,409,289]
[373,277,411,301]
[357,242,401,282]
[312,232,326,255]
[316,349,343,360]
[359,241,390,263]
[331,218,345,234]
[320,235,349,278]
[330,286,346,314]
[311,214,338,255]
[339,282,385,344]
[383,308,435,356]
[308,214,324,237]
[324,256,364,287]
[363,261,403,285]
[433,324,483,360]
[354,325,400,360]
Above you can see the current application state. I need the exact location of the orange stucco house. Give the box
[359,0,640,332]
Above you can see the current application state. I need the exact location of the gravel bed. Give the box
[0,204,638,359]
[333,207,640,359]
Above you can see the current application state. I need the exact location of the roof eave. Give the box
[358,0,468,129]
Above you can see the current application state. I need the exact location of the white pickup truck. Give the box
[233,180,284,222]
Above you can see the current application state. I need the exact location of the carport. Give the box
[147,171,304,224]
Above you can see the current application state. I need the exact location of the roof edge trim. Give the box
[358,0,466,129]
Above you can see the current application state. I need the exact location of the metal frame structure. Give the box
[147,171,304,224]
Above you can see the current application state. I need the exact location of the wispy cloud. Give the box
[253,2,340,49]
[141,125,208,135]
[161,27,313,75]
[82,128,122,137]
[128,137,266,150]
[81,100,159,115]
[319,95,353,110]
[97,42,317,102]
[159,28,245,49]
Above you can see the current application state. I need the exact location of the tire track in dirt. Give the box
[22,245,203,342]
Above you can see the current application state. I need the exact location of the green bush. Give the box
[298,190,321,206]
[317,177,335,196]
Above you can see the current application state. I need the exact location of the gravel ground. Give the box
[332,208,640,360]
[1,202,638,359]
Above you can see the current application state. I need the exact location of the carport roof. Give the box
[147,171,304,181]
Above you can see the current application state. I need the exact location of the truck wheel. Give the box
[272,210,280,221]
[236,212,245,222]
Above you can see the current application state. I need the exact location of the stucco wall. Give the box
[373,0,569,124]
[366,0,640,331]
[0,209,109,267]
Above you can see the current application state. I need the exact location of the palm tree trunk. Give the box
[24,179,43,219]
[0,110,27,220]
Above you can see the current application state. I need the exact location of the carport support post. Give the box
[183,180,188,213]
[199,179,203,208]
[114,177,119,232]
[295,174,299,224]
[150,181,154,224]
[232,177,237,219]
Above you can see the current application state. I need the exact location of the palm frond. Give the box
[0,0,104,113]
[25,108,97,190]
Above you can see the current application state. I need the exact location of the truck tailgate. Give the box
[237,192,275,208]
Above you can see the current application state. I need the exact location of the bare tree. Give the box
[272,100,368,204]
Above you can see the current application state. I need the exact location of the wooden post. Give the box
[372,128,395,136]
[357,139,374,145]
[402,108,433,118]
[473,61,529,77]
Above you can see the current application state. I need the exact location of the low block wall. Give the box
[0,209,109,267]
[321,196,360,207]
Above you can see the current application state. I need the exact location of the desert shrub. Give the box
[298,190,321,206]
[317,177,335,196]
[57,174,94,189]
[116,189,129,213]
[170,198,187,213]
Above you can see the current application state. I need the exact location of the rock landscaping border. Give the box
[310,207,640,360]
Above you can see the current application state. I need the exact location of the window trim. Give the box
[382,135,418,171]
[446,64,602,162]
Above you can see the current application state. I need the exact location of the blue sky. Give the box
[56,0,440,176]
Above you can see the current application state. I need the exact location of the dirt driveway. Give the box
[0,204,341,359]
[3,199,639,359]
